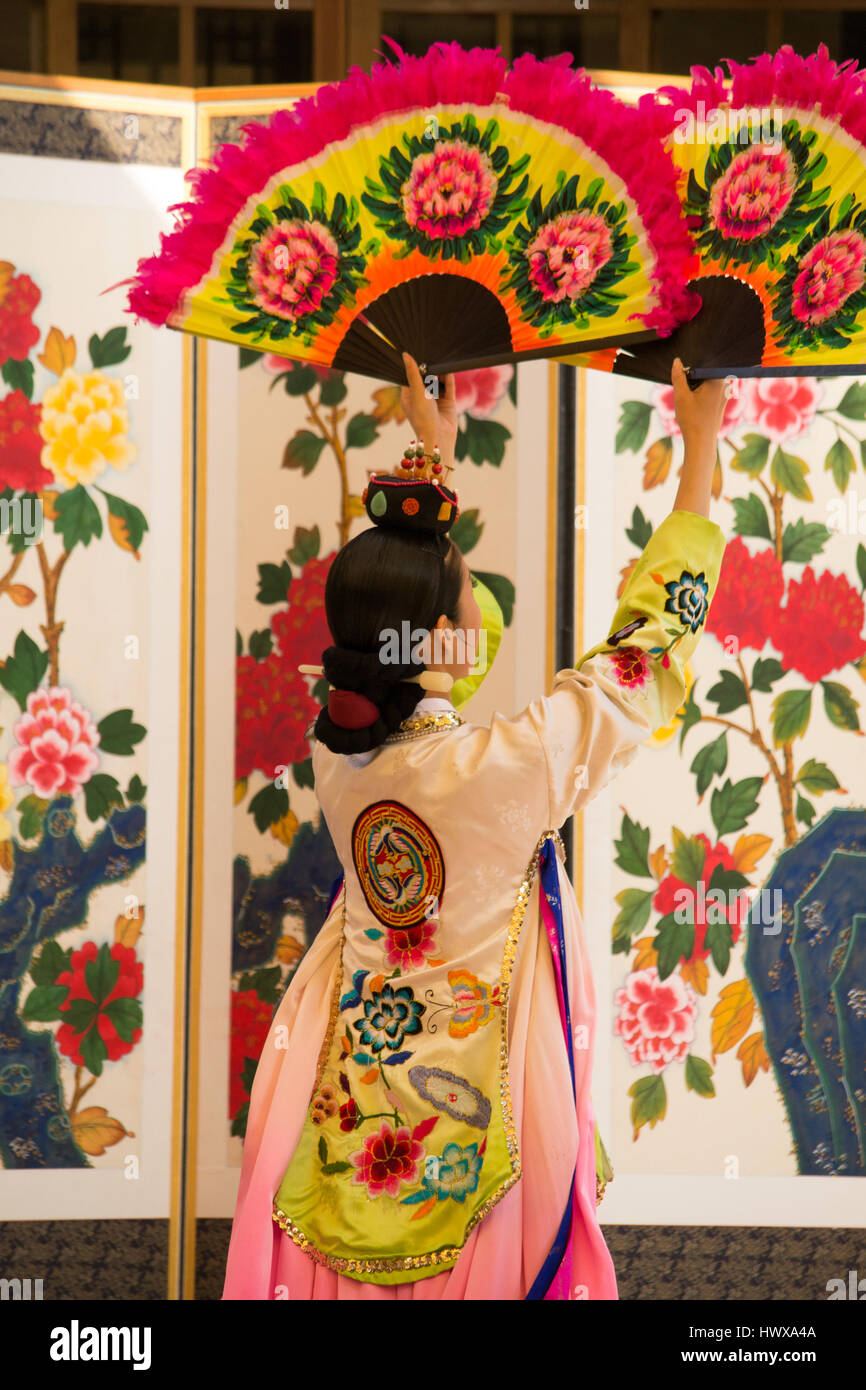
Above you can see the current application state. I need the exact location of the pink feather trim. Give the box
[652,43,866,150]
[126,35,700,340]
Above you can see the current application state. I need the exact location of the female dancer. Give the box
[223,353,727,1299]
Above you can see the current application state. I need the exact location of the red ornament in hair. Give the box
[328,688,380,729]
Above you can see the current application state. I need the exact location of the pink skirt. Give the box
[223,857,618,1301]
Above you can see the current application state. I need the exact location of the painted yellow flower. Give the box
[649,661,695,747]
[39,369,136,488]
[0,764,15,841]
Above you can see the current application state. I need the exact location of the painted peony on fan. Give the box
[557,45,866,384]
[120,38,701,384]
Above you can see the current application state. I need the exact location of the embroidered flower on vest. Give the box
[663,567,710,633]
[408,1064,492,1128]
[348,1120,426,1199]
[353,981,426,1055]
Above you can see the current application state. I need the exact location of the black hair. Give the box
[312,525,465,754]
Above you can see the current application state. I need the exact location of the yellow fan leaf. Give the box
[649,845,668,880]
[347,493,367,517]
[643,438,673,489]
[234,778,248,805]
[39,489,60,521]
[7,584,36,606]
[72,1107,132,1156]
[370,385,405,425]
[38,326,76,375]
[107,510,140,560]
[114,906,144,948]
[632,936,658,971]
[731,833,773,874]
[616,557,638,600]
[680,956,709,995]
[271,809,299,847]
[737,1031,770,1087]
[711,978,755,1060]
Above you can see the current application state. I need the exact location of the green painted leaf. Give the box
[625,505,653,550]
[470,568,514,626]
[21,984,69,1022]
[704,920,733,976]
[710,777,763,837]
[30,939,71,986]
[256,559,293,604]
[706,669,748,714]
[615,400,652,454]
[0,631,49,711]
[825,438,855,493]
[796,792,816,826]
[126,773,146,803]
[17,792,50,840]
[655,914,694,980]
[731,493,772,540]
[345,413,380,449]
[292,757,314,790]
[450,508,483,555]
[95,488,149,553]
[103,997,143,1042]
[612,888,653,945]
[457,417,509,467]
[836,381,866,419]
[771,687,812,745]
[1,357,35,397]
[287,525,320,566]
[53,485,103,550]
[283,429,327,474]
[88,326,132,368]
[248,782,290,833]
[614,812,652,878]
[685,1054,715,1096]
[97,708,146,755]
[751,657,785,692]
[83,773,125,823]
[248,628,273,660]
[731,433,770,475]
[282,365,320,396]
[821,680,860,731]
[770,446,813,501]
[628,1073,667,1136]
[782,517,831,564]
[690,731,728,797]
[795,757,841,794]
[670,834,706,889]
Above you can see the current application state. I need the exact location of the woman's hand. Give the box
[400,352,458,468]
[671,357,727,518]
[671,357,727,454]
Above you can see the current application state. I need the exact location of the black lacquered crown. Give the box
[362,440,459,535]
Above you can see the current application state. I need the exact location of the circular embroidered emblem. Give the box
[352,800,445,929]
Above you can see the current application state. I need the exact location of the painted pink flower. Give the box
[7,685,101,797]
[790,229,866,326]
[614,966,698,1074]
[526,212,613,303]
[652,381,743,438]
[738,376,821,442]
[453,364,513,419]
[260,354,332,378]
[708,144,797,242]
[248,220,339,320]
[349,1120,425,1198]
[402,140,497,240]
[384,918,439,972]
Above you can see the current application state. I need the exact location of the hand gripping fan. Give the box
[556,44,866,384]
[120,38,701,384]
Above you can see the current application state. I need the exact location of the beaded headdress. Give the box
[362,439,459,536]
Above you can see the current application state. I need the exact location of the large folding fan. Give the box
[557,44,866,382]
[121,38,702,383]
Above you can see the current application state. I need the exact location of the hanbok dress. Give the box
[222,507,726,1299]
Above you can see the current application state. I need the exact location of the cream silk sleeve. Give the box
[521,508,727,829]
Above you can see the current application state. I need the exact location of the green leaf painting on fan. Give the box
[360,114,531,263]
[220,183,370,348]
[501,171,639,337]
[681,118,830,272]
